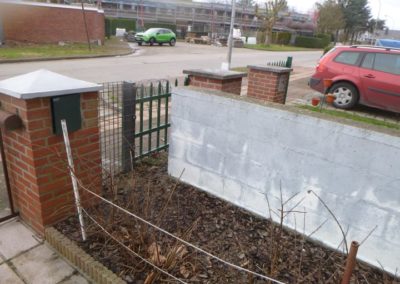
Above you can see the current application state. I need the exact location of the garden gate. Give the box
[99,80,171,176]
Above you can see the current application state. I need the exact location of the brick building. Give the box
[0,1,105,44]
[101,0,315,38]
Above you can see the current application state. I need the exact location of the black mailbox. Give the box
[51,94,82,135]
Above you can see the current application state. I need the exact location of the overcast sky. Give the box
[254,0,400,30]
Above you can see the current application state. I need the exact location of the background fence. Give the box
[267,56,293,68]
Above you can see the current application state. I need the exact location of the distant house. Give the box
[382,29,400,40]
[0,0,105,44]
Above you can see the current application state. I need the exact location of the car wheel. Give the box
[138,42,142,46]
[330,82,359,110]
[149,38,155,46]
[169,38,176,46]
[159,43,163,46]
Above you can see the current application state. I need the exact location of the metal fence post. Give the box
[286,56,293,68]
[122,82,136,173]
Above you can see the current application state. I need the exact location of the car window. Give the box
[361,53,375,69]
[334,51,362,66]
[373,53,400,75]
[145,28,158,34]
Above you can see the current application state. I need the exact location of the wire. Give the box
[82,208,188,284]
[79,184,286,284]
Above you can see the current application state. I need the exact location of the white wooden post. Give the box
[61,119,87,241]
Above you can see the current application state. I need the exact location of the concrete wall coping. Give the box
[247,65,292,74]
[174,86,400,138]
[183,69,247,80]
[0,69,102,99]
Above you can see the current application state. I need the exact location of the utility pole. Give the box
[81,1,92,51]
[226,0,236,69]
[374,0,381,43]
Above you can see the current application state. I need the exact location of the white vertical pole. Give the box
[226,0,236,69]
[61,119,87,241]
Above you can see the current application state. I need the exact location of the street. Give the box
[0,42,322,83]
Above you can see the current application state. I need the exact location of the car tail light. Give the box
[316,62,326,72]
[316,48,336,73]
[316,55,330,72]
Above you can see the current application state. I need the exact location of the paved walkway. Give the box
[0,218,90,284]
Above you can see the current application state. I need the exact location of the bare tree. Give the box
[263,0,287,45]
[316,0,345,35]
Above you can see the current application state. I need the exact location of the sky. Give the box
[254,0,400,30]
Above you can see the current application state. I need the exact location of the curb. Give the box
[45,227,126,284]
[0,50,135,64]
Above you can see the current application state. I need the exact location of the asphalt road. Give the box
[0,42,322,83]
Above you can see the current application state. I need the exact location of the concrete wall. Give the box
[0,2,105,44]
[168,87,400,274]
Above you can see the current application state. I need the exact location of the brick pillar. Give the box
[0,70,102,235]
[247,65,292,104]
[183,69,247,95]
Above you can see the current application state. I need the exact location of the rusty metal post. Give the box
[341,241,360,284]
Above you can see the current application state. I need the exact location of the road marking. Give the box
[290,71,314,82]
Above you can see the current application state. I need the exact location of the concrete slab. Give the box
[59,274,89,284]
[12,244,75,284]
[0,263,24,284]
[0,219,39,260]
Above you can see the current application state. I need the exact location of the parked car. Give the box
[309,45,400,113]
[134,28,176,46]
[375,39,400,48]
[124,31,136,42]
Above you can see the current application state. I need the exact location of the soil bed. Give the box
[56,154,399,284]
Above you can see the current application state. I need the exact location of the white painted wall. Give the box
[168,87,400,275]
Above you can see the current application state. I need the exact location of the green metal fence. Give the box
[267,56,293,68]
[135,81,171,160]
[99,80,171,175]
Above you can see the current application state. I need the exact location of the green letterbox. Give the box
[51,94,81,135]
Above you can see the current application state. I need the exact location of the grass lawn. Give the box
[298,104,400,131]
[231,66,249,73]
[244,43,321,52]
[0,37,132,61]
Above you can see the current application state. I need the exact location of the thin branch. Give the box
[307,190,349,255]
[359,225,378,247]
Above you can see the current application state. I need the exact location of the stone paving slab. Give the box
[0,263,24,284]
[11,244,75,284]
[0,219,39,260]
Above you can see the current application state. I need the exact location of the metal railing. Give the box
[267,56,293,68]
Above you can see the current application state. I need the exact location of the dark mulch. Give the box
[56,154,399,284]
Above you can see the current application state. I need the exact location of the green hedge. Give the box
[295,35,331,48]
[316,33,331,47]
[271,32,291,45]
[105,18,136,38]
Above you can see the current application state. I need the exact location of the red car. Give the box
[309,45,400,113]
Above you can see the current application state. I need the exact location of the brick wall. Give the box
[0,2,105,44]
[0,92,101,234]
[189,76,243,95]
[247,66,291,104]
